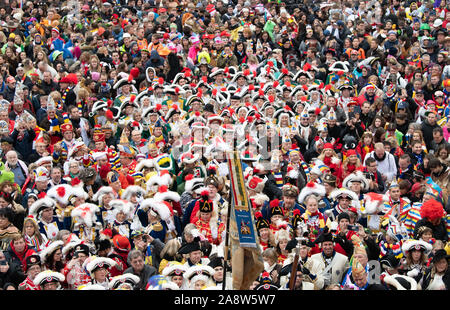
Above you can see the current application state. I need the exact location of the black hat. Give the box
[255,211,270,231]
[74,244,90,256]
[25,255,41,271]
[379,254,401,270]
[196,191,213,213]
[314,227,334,244]
[337,212,350,223]
[94,237,112,252]
[269,199,284,218]
[178,241,201,255]
[432,249,450,264]
[0,136,13,144]
[208,255,224,269]
[204,103,215,114]
[323,173,336,186]
[205,175,220,188]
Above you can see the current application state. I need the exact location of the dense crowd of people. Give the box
[0,0,449,291]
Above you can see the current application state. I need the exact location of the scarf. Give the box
[48,116,60,133]
[61,87,71,105]
[302,210,325,239]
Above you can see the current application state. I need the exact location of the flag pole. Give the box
[222,188,232,291]
[222,151,233,291]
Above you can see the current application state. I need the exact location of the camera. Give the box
[0,260,7,266]
[347,225,359,232]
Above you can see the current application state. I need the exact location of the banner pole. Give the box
[222,152,233,291]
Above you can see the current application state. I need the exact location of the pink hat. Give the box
[91,71,100,81]
[190,36,200,45]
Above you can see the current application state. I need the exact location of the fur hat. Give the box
[33,270,65,287]
[255,211,270,231]
[298,181,326,204]
[40,240,64,263]
[153,185,181,202]
[109,273,141,290]
[71,203,101,228]
[282,183,299,198]
[29,197,56,218]
[246,175,266,193]
[382,274,418,290]
[121,185,146,201]
[91,186,115,206]
[46,184,73,205]
[342,170,370,191]
[85,256,117,275]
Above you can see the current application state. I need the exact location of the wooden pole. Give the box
[288,240,301,290]
[222,156,233,291]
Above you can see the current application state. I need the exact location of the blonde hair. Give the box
[49,90,61,103]
[160,238,181,259]
[22,217,45,244]
[262,248,278,263]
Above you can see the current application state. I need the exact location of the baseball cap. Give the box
[123,33,131,39]
[434,19,443,28]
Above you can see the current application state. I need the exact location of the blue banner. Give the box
[226,151,258,248]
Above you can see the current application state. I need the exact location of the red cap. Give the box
[112,235,131,252]
[323,143,334,150]
[347,149,357,156]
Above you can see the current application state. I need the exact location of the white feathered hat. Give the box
[153,185,181,202]
[121,185,146,201]
[40,240,64,263]
[108,199,134,220]
[179,151,200,165]
[68,186,89,202]
[183,264,215,283]
[382,274,418,290]
[33,270,65,287]
[46,184,73,205]
[71,203,100,228]
[85,256,117,275]
[184,175,204,193]
[298,181,326,204]
[329,188,359,201]
[28,196,57,218]
[78,284,107,290]
[146,170,173,191]
[401,239,433,255]
[140,198,175,231]
[162,262,188,277]
[251,193,270,207]
[342,170,370,191]
[135,159,155,172]
[363,192,385,215]
[109,273,141,290]
[92,186,115,205]
[246,175,266,193]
